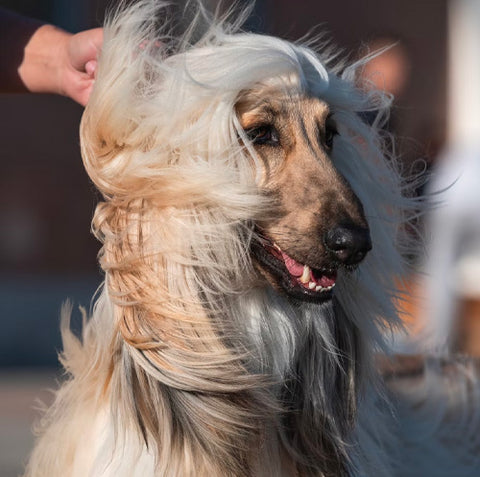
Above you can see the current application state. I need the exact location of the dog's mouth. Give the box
[252,234,337,302]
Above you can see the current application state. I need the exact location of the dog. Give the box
[24,1,418,476]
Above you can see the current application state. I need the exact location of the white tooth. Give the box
[273,242,282,251]
[308,281,316,289]
[315,285,323,292]
[300,265,311,284]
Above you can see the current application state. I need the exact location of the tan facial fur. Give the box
[237,88,369,293]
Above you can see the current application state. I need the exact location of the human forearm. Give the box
[0,7,44,93]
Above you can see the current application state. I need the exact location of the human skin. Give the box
[1,7,102,106]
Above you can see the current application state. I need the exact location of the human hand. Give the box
[61,27,103,106]
[18,25,103,106]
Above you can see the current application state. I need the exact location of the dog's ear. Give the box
[79,0,172,199]
[80,52,156,198]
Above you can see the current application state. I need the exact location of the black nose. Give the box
[324,225,372,266]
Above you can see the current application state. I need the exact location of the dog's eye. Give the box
[325,117,338,150]
[246,125,280,146]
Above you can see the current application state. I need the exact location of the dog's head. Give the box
[237,88,372,303]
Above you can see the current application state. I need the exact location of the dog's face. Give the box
[237,89,372,303]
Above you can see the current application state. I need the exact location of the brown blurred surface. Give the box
[264,0,448,168]
[0,369,57,477]
[457,298,480,356]
[0,94,99,274]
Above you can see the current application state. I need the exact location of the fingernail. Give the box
[85,60,97,77]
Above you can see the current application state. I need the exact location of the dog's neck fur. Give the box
[234,289,361,477]
[88,285,361,477]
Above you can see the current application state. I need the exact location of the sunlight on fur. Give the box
[24,1,420,476]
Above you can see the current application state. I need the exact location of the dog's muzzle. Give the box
[252,222,372,303]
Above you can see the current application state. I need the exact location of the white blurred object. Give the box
[447,0,480,145]
[415,0,480,352]
[421,144,480,351]
[456,254,480,298]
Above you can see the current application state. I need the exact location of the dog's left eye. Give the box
[325,117,338,150]
[246,125,280,146]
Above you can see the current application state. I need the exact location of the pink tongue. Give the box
[280,249,338,288]
[315,273,336,288]
[281,250,304,277]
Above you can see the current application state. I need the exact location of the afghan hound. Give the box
[25,1,419,476]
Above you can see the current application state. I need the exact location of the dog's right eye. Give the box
[245,125,280,146]
[324,116,338,150]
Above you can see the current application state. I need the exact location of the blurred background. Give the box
[2,0,480,475]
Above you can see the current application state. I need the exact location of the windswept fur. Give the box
[25,2,418,476]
